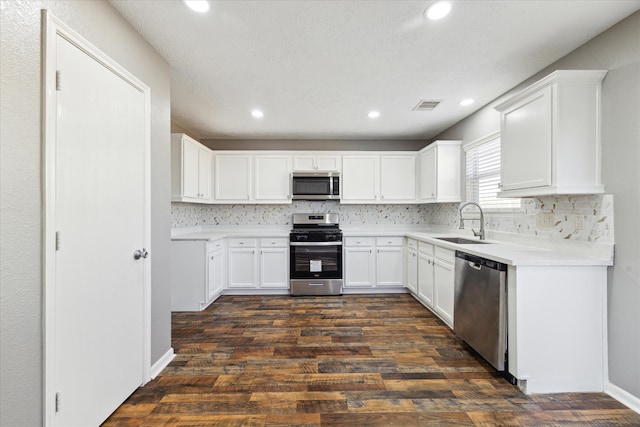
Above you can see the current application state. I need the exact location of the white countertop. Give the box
[171,226,612,267]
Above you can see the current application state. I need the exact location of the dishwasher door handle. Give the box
[468,261,482,270]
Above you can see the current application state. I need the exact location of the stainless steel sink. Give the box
[434,237,489,244]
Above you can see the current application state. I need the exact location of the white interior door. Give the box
[50,28,149,426]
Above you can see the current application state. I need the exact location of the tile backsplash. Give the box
[424,194,614,244]
[172,194,614,244]
[172,202,429,228]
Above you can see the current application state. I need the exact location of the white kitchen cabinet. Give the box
[417,242,434,308]
[171,133,212,203]
[375,237,404,287]
[495,70,607,197]
[207,242,225,302]
[380,155,416,202]
[259,238,289,289]
[344,236,404,290]
[344,237,375,288]
[170,239,224,311]
[227,238,258,288]
[214,154,252,202]
[433,247,455,328]
[417,141,461,203]
[254,155,292,203]
[342,156,379,202]
[342,154,416,204]
[405,239,418,295]
[292,153,341,172]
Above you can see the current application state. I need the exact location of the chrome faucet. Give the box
[459,202,485,240]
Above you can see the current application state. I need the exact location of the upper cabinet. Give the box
[495,70,607,198]
[214,153,292,203]
[380,155,416,202]
[342,153,416,204]
[254,155,293,203]
[417,141,462,203]
[171,133,212,203]
[292,153,341,172]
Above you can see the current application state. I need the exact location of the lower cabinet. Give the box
[417,242,435,308]
[227,237,289,290]
[409,240,454,329]
[433,247,455,328]
[344,236,404,290]
[170,239,225,311]
[259,238,289,289]
[405,239,418,294]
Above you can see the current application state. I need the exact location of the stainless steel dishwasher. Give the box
[454,251,507,371]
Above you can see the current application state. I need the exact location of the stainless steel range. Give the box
[289,213,343,296]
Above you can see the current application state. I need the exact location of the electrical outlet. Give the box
[574,214,584,230]
[537,212,555,228]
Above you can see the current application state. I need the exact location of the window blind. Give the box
[465,136,520,210]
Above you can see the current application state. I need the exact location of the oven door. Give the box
[290,242,343,280]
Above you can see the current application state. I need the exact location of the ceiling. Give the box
[109,0,640,141]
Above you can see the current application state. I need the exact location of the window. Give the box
[465,132,520,210]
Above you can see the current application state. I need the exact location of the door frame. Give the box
[41,10,151,426]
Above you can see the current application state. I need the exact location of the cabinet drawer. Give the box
[406,238,418,249]
[260,237,288,248]
[375,236,404,246]
[435,246,455,264]
[227,238,257,248]
[207,240,225,252]
[344,237,374,247]
[418,241,434,256]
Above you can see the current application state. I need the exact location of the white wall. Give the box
[433,11,640,400]
[0,1,172,425]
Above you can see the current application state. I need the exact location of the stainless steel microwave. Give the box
[291,172,340,200]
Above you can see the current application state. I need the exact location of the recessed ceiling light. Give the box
[251,110,264,118]
[184,0,209,13]
[459,99,474,106]
[425,2,451,20]
[368,111,380,119]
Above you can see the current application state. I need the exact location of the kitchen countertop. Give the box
[171,226,612,267]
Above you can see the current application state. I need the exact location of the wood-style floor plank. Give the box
[102,294,640,426]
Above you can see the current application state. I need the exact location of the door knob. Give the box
[133,248,149,260]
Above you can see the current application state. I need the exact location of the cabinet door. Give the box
[182,139,200,199]
[417,252,434,307]
[501,86,552,191]
[198,147,212,201]
[376,247,404,287]
[380,155,416,201]
[342,156,379,202]
[344,246,375,287]
[406,248,418,294]
[207,247,224,302]
[215,154,252,201]
[260,247,289,289]
[316,155,341,172]
[228,247,257,288]
[419,147,436,201]
[292,155,317,171]
[254,155,292,202]
[434,260,455,328]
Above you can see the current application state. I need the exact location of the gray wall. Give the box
[434,11,640,400]
[0,1,172,425]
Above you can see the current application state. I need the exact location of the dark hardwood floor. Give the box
[103,294,640,426]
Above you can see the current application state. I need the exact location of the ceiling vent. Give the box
[412,99,442,111]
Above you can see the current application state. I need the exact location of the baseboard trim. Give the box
[150,347,175,380]
[606,382,640,414]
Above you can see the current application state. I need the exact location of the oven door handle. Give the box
[290,241,343,246]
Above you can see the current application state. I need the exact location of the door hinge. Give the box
[55,391,61,412]
[56,70,61,91]
[55,231,61,251]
